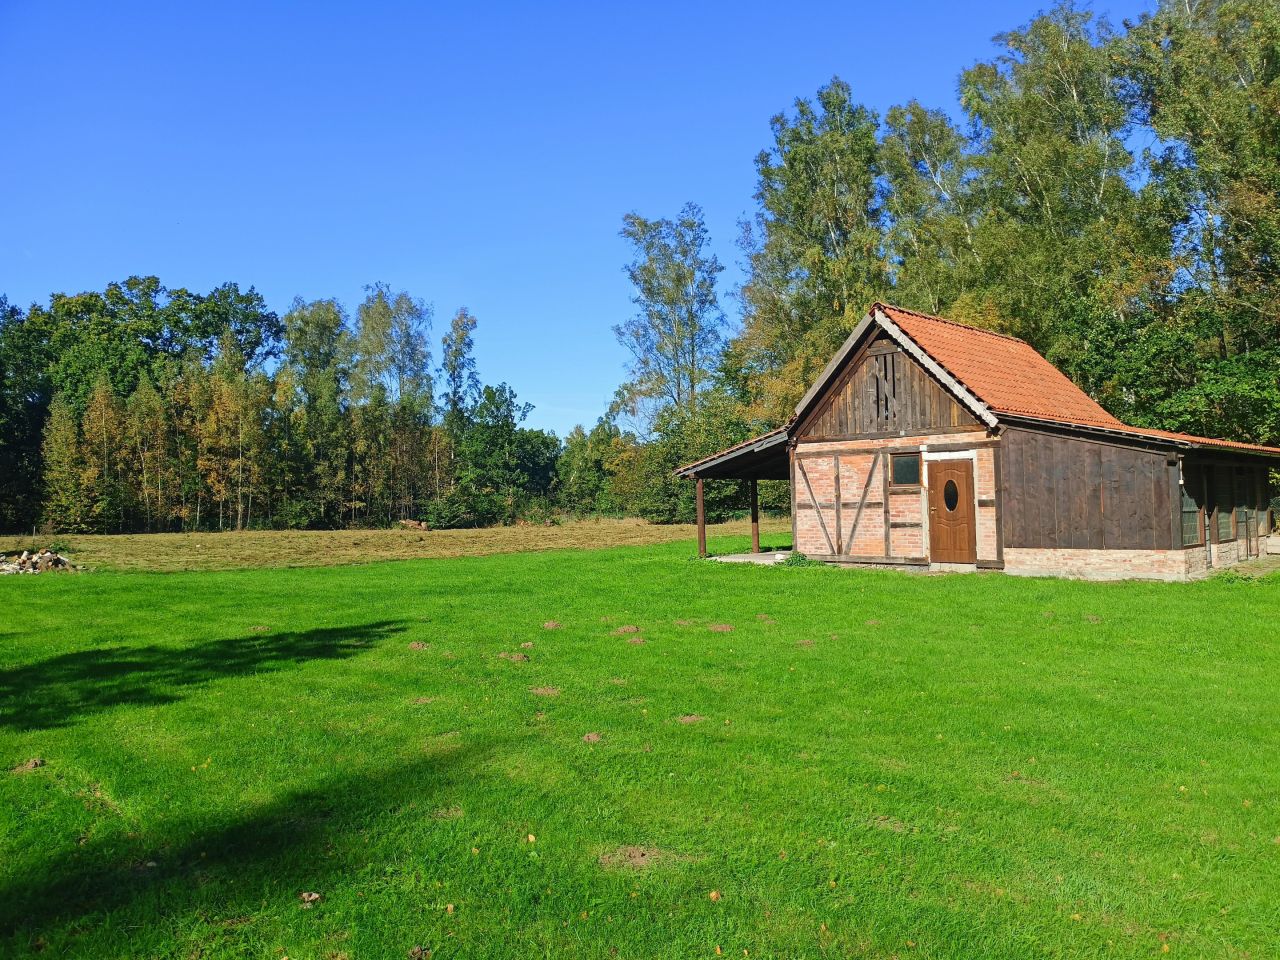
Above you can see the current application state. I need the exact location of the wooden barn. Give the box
[678,303,1279,580]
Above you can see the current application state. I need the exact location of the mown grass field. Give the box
[0,517,791,573]
[2,530,1278,959]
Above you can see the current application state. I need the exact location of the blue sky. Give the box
[0,0,1152,435]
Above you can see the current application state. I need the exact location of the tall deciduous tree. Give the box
[40,393,87,533]
[615,202,725,421]
[79,377,128,532]
[1121,0,1280,441]
[439,307,480,434]
[283,298,351,526]
[732,78,889,423]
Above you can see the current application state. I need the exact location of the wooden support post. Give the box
[695,477,707,558]
[749,478,760,553]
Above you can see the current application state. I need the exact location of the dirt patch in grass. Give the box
[432,805,463,819]
[10,758,45,774]
[864,619,882,626]
[608,677,627,686]
[673,619,693,626]
[543,621,562,630]
[626,636,646,645]
[530,686,560,697]
[497,651,530,662]
[678,714,703,725]
[249,625,269,633]
[520,641,534,649]
[408,641,429,650]
[612,625,640,635]
[756,614,776,624]
[598,845,677,871]
[412,696,436,705]
[795,638,815,648]
[708,624,734,633]
[870,815,910,833]
[582,732,602,743]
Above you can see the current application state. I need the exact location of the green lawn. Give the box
[2,537,1278,959]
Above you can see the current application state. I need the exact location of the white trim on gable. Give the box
[790,304,1000,432]
[872,307,999,430]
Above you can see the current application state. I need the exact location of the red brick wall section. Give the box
[794,432,990,561]
[1002,544,1266,581]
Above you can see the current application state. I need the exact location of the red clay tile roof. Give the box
[877,303,1124,428]
[876,302,1280,457]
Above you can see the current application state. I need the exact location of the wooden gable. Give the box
[795,333,979,440]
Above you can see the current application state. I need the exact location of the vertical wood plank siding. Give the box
[797,338,978,440]
[1001,429,1174,550]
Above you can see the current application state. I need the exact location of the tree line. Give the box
[3,0,1276,534]
[0,279,568,533]
[588,0,1280,523]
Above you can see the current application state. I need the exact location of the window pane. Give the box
[1181,511,1201,546]
[1214,467,1234,540]
[1179,468,1203,546]
[891,454,920,486]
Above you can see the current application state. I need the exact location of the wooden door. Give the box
[928,459,977,563]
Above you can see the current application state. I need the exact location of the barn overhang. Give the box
[674,426,791,480]
[675,426,791,558]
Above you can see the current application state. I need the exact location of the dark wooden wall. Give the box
[1001,428,1175,550]
[797,337,978,440]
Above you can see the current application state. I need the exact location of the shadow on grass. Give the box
[0,745,491,949]
[0,620,405,731]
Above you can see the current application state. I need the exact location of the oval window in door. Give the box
[943,479,959,511]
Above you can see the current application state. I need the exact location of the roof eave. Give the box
[999,413,1280,459]
[674,426,791,478]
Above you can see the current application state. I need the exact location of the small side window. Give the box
[890,453,921,486]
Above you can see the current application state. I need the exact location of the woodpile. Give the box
[0,550,73,575]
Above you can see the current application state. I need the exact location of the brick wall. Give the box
[1004,541,1263,581]
[794,432,991,562]
[1003,547,1195,581]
